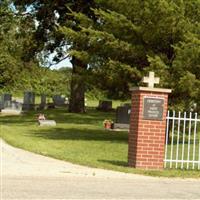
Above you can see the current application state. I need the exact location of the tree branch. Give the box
[47,55,70,68]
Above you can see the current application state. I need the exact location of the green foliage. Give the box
[40,68,71,96]
[0,2,20,91]
[8,0,200,110]
[86,88,106,100]
[0,1,39,93]
[171,33,200,111]
[0,2,72,96]
[60,0,200,108]
[11,67,71,97]
[12,0,98,113]
[144,56,170,88]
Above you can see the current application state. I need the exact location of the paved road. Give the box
[1,139,200,200]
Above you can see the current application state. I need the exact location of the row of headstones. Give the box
[0,93,130,125]
[0,92,69,112]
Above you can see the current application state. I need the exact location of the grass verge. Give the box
[0,108,199,178]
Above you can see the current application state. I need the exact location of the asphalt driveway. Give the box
[1,139,200,200]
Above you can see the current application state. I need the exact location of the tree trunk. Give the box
[68,57,87,113]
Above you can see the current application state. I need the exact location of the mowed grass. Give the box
[0,107,200,178]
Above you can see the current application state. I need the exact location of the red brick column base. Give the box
[128,87,171,170]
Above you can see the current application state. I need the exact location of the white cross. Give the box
[142,71,160,88]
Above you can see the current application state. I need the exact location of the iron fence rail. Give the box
[164,111,200,170]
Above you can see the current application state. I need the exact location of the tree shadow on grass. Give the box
[98,159,128,167]
[28,127,128,144]
[0,114,36,125]
[42,108,115,125]
[0,108,116,126]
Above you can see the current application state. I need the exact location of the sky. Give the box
[10,4,73,70]
[50,57,72,69]
[47,51,72,69]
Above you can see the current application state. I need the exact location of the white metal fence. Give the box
[164,111,200,170]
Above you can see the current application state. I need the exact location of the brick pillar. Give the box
[128,87,171,170]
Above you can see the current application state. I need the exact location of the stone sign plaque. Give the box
[143,97,164,120]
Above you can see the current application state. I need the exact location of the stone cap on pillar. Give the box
[130,71,172,93]
[130,87,172,93]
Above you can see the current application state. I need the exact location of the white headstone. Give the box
[39,120,56,126]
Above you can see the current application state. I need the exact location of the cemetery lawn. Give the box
[0,108,199,178]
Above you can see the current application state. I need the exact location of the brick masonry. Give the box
[128,90,169,170]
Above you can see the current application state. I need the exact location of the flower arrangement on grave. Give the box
[103,119,113,129]
[38,113,46,121]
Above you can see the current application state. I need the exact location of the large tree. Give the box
[10,0,200,112]
[12,0,97,113]
[62,0,200,111]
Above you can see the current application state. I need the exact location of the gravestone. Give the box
[97,100,112,111]
[0,96,2,110]
[39,94,46,110]
[116,104,131,124]
[38,120,56,126]
[47,103,55,109]
[113,104,131,130]
[0,93,12,110]
[52,95,65,107]
[22,91,35,111]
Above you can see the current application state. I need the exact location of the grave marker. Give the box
[1,100,22,115]
[23,91,35,111]
[116,104,131,124]
[52,95,65,107]
[0,93,12,109]
[39,94,46,110]
[97,100,112,111]
[38,120,56,126]
[2,94,12,109]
